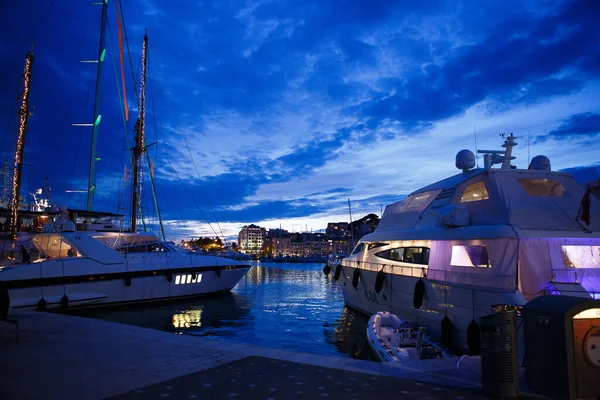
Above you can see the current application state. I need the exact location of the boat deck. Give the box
[0,310,545,400]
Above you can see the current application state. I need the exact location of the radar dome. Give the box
[529,155,551,171]
[456,149,476,172]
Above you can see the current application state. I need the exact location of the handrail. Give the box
[341,259,427,278]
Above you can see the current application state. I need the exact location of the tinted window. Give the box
[375,247,429,265]
[367,242,388,250]
[351,243,365,255]
[518,178,565,196]
[375,248,404,261]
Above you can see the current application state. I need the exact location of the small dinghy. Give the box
[367,311,452,362]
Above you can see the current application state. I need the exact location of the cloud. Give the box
[544,112,600,139]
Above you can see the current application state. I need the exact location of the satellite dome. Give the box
[529,155,551,171]
[456,149,476,172]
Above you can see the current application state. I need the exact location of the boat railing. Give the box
[342,259,426,278]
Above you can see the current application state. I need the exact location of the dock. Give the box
[0,311,544,400]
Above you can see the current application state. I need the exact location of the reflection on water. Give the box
[69,262,376,360]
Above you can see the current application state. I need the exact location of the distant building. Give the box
[271,236,291,257]
[326,222,350,237]
[238,224,266,255]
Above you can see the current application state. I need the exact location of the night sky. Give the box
[0,0,599,242]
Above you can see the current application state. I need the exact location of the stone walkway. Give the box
[0,311,545,400]
[107,356,489,400]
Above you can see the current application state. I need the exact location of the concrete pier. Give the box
[0,311,543,400]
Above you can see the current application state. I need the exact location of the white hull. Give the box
[8,267,249,311]
[337,265,525,352]
[1,231,251,313]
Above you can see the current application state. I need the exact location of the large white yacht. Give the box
[335,134,600,353]
[0,216,250,315]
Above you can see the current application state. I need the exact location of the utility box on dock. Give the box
[479,310,519,398]
[523,296,600,400]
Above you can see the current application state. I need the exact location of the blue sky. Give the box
[1,0,599,242]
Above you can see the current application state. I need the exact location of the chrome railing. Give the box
[341,259,426,278]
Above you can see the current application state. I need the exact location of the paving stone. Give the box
[106,356,494,400]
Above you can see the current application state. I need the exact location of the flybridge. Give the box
[455,133,551,173]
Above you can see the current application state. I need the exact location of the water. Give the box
[69,262,377,361]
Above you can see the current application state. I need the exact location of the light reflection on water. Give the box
[69,262,376,361]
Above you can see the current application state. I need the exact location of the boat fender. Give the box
[352,268,360,289]
[60,294,69,309]
[0,284,9,319]
[467,320,481,355]
[124,276,132,287]
[334,265,342,281]
[166,272,173,283]
[413,278,425,309]
[38,297,47,311]
[441,316,453,349]
[322,265,331,275]
[374,269,385,293]
[214,268,221,278]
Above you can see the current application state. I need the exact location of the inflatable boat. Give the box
[367,311,452,362]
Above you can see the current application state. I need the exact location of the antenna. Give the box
[527,129,531,166]
[473,124,479,168]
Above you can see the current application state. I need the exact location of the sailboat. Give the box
[0,4,250,317]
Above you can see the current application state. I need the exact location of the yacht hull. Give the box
[337,265,526,353]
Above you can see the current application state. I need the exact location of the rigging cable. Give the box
[68,12,104,208]
[149,50,228,244]
[106,19,132,216]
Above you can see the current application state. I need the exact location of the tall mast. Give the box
[9,50,34,240]
[131,32,148,232]
[86,0,109,211]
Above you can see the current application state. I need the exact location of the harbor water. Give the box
[68,261,377,361]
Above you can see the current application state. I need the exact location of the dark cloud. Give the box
[545,112,600,138]
[359,0,600,130]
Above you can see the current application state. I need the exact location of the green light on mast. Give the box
[100,48,106,62]
[94,114,102,126]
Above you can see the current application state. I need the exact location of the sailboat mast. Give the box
[86,0,109,211]
[8,51,34,240]
[131,32,148,232]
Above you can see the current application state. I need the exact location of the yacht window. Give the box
[460,181,489,203]
[404,247,430,265]
[375,248,404,261]
[351,243,365,255]
[518,178,565,196]
[375,247,429,264]
[148,243,168,252]
[451,245,490,268]
[32,235,81,260]
[119,244,147,253]
[367,242,388,251]
[406,191,436,210]
[562,245,600,269]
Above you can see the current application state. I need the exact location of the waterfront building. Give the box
[238,224,266,255]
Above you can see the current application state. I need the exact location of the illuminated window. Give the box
[451,245,490,268]
[518,178,565,196]
[175,275,181,285]
[562,246,600,269]
[460,181,489,203]
[186,274,192,284]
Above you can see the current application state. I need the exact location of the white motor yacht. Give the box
[0,217,250,315]
[335,134,600,353]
